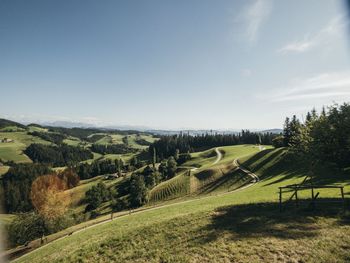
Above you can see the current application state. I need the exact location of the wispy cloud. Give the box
[278,15,348,54]
[264,71,350,102]
[236,0,273,44]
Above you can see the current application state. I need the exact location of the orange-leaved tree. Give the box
[30,174,71,221]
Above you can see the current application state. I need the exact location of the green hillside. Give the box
[0,119,27,130]
[0,132,51,163]
[0,119,159,165]
[149,172,190,203]
[14,146,350,263]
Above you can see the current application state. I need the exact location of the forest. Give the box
[24,143,93,166]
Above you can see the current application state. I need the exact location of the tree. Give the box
[129,174,148,207]
[30,174,70,221]
[130,156,138,167]
[7,212,47,246]
[174,149,180,160]
[85,183,110,210]
[272,136,284,148]
[283,117,291,146]
[58,168,80,188]
[166,156,177,179]
[177,152,191,165]
[152,147,156,169]
[142,166,155,188]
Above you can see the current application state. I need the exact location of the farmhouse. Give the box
[0,138,14,143]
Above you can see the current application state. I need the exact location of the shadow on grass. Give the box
[201,201,349,244]
[242,149,350,187]
[199,170,250,194]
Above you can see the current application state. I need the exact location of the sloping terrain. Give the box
[149,172,190,203]
[11,146,350,263]
[0,119,159,164]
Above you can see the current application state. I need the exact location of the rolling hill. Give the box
[12,145,350,263]
[0,118,159,165]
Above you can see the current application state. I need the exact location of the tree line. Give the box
[149,130,277,159]
[90,143,137,155]
[75,159,124,180]
[277,103,350,168]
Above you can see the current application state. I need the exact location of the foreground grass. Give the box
[14,147,350,262]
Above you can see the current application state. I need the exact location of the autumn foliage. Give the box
[30,174,71,221]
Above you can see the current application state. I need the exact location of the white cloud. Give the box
[264,71,350,102]
[236,0,273,43]
[278,15,348,54]
[278,38,314,53]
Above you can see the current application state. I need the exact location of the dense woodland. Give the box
[2,164,52,213]
[24,143,93,166]
[149,130,277,159]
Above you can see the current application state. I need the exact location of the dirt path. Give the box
[213,147,222,165]
[13,147,257,262]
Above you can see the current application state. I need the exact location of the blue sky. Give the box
[0,0,349,130]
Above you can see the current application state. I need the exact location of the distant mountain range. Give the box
[1,118,282,135]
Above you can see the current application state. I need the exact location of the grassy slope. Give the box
[16,147,350,262]
[149,172,190,203]
[0,132,51,163]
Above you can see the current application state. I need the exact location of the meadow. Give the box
[14,146,350,262]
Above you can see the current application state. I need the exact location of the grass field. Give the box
[63,138,82,147]
[27,125,48,133]
[149,172,190,203]
[0,132,51,163]
[92,133,157,150]
[13,146,350,262]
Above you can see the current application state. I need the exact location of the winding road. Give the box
[12,147,259,262]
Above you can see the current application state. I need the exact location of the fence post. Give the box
[279,188,282,212]
[341,187,345,210]
[295,188,298,208]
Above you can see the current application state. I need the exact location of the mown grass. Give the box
[14,146,350,262]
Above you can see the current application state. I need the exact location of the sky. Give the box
[0,0,350,130]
